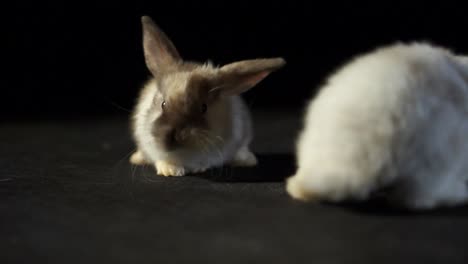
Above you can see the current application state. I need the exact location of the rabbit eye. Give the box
[201,103,207,114]
[161,101,166,110]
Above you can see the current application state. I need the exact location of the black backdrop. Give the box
[5,2,468,120]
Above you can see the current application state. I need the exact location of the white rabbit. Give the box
[130,16,285,176]
[287,42,468,210]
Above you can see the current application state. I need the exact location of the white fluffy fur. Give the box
[287,42,468,210]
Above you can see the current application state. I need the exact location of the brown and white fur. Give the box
[130,16,285,176]
[287,42,468,210]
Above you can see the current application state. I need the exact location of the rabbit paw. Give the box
[130,151,150,165]
[192,167,208,173]
[286,175,317,202]
[155,160,186,177]
[230,148,258,167]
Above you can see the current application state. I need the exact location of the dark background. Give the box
[5,2,468,120]
[3,3,468,263]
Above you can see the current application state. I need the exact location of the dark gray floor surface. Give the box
[1,110,467,263]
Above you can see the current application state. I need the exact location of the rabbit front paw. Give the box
[286,175,317,202]
[230,147,258,167]
[130,150,150,165]
[155,160,186,177]
[192,167,208,173]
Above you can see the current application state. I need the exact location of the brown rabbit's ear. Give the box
[141,16,182,76]
[211,58,286,96]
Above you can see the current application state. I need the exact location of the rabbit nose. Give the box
[164,129,177,148]
[168,127,186,144]
[174,127,190,142]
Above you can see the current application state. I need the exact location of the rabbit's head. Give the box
[141,16,285,151]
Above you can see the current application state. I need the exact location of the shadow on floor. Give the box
[125,153,468,216]
[192,153,296,183]
[325,194,468,217]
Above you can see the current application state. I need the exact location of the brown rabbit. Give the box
[130,16,285,176]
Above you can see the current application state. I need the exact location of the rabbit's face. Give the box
[150,67,220,151]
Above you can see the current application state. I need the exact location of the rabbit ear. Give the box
[141,16,182,76]
[211,58,286,96]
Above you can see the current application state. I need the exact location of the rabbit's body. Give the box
[131,78,255,174]
[287,43,468,209]
[130,16,284,176]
